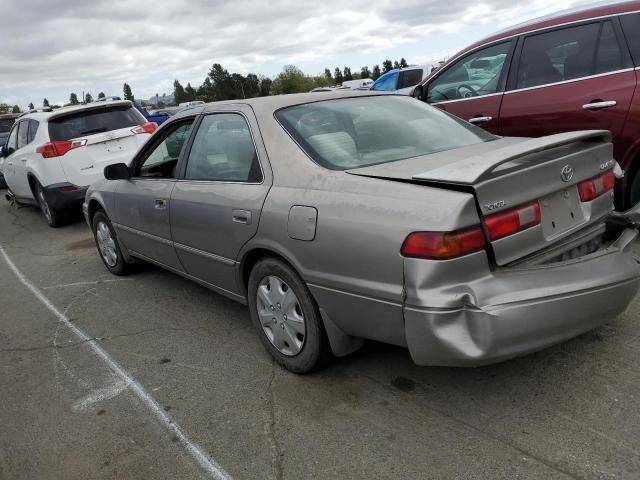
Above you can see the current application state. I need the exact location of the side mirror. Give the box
[413,85,423,100]
[104,163,131,181]
[0,146,4,157]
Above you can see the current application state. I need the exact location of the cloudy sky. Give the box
[0,0,610,108]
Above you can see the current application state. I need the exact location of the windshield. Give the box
[276,96,496,170]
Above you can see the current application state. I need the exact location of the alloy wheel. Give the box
[96,221,118,267]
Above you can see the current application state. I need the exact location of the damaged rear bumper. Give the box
[404,208,640,367]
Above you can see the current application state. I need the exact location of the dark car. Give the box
[412,1,640,207]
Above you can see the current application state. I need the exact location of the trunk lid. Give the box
[348,131,616,265]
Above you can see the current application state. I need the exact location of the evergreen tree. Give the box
[85,93,93,103]
[98,92,106,99]
[173,79,187,104]
[184,82,197,101]
[324,68,333,82]
[69,92,79,105]
[360,66,371,79]
[11,105,20,114]
[334,67,344,85]
[399,58,408,68]
[43,98,50,107]
[382,60,393,73]
[343,67,353,81]
[372,65,381,80]
[28,102,34,110]
[123,83,134,101]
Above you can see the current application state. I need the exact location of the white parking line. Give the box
[0,245,232,480]
[44,278,133,290]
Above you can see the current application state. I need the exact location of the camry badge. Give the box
[561,165,574,183]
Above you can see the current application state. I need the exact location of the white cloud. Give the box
[0,0,609,106]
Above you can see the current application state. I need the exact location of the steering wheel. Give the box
[456,84,478,99]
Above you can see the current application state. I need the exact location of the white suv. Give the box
[1,101,156,227]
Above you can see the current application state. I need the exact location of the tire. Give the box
[35,182,66,228]
[248,257,333,373]
[92,210,131,275]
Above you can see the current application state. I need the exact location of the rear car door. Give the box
[499,19,636,157]
[113,118,195,270]
[170,107,270,296]
[3,123,20,193]
[423,41,514,133]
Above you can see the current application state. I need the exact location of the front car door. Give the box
[113,117,196,270]
[499,18,636,161]
[423,41,514,134]
[170,107,271,298]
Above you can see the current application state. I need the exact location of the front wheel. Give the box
[92,210,131,275]
[248,257,332,373]
[35,182,65,227]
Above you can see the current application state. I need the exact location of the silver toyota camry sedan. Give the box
[83,92,640,373]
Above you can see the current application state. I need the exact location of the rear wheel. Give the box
[35,182,65,227]
[92,210,131,275]
[248,257,332,373]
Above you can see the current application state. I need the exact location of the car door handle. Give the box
[582,100,617,111]
[232,209,252,225]
[20,158,27,162]
[154,199,167,210]
[468,116,493,124]
[6,161,12,166]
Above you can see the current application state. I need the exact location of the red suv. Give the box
[413,1,640,207]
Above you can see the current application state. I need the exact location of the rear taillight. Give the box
[131,122,157,135]
[36,139,87,158]
[401,226,486,260]
[483,201,541,241]
[578,170,615,202]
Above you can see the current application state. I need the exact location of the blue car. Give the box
[370,65,429,94]
[133,101,171,125]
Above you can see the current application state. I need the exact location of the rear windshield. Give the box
[48,105,142,141]
[0,118,15,133]
[276,96,496,170]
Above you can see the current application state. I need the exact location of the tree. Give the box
[372,65,381,80]
[98,92,106,99]
[271,65,315,94]
[85,93,93,103]
[334,67,343,85]
[399,58,408,68]
[343,67,353,81]
[173,79,187,104]
[360,66,371,79]
[197,77,214,102]
[69,92,79,105]
[123,83,134,101]
[0,104,10,114]
[258,77,272,97]
[393,60,400,69]
[28,102,34,110]
[43,98,50,107]
[324,68,333,82]
[244,74,260,98]
[11,105,20,114]
[184,82,197,101]
[382,60,393,73]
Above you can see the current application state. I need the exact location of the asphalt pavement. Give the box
[1,198,640,480]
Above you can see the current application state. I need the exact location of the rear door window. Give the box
[48,105,142,141]
[620,13,640,65]
[27,120,39,143]
[16,121,29,149]
[516,21,630,89]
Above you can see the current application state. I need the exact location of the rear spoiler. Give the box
[412,130,612,185]
[47,100,134,121]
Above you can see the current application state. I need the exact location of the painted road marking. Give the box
[0,245,232,480]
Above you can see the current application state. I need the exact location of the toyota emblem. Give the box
[560,165,574,183]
